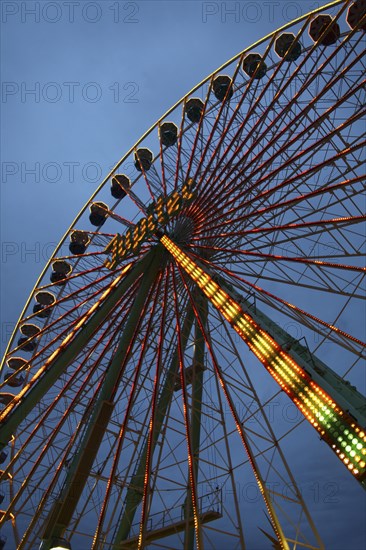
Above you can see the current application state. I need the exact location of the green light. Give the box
[162,235,366,482]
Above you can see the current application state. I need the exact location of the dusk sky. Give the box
[1,1,365,548]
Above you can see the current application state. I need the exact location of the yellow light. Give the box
[161,235,366,479]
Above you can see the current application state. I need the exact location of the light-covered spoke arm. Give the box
[161,235,366,486]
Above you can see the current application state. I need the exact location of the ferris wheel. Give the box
[0,0,365,548]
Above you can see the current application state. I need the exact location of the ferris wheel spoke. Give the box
[212,314,319,514]
[112,300,197,546]
[193,242,365,272]
[188,103,237,189]
[217,136,363,233]
[177,98,206,190]
[0,255,155,450]
[181,258,365,368]
[1,267,140,398]
[162,236,366,479]
[170,266,203,550]
[158,123,170,197]
[89,267,165,550]
[116,296,214,548]
[8,278,144,472]
[243,133,365,218]
[207,263,365,357]
[196,166,364,253]
[192,215,365,257]
[195,166,362,246]
[199,81,360,225]
[239,215,365,256]
[132,152,157,204]
[207,352,246,548]
[177,284,261,547]
[186,241,365,306]
[194,23,364,212]
[5,293,133,486]
[189,182,365,266]
[228,265,363,299]
[187,47,257,188]
[113,184,149,216]
[193,27,301,202]
[238,221,363,270]
[188,67,240,186]
[195,119,365,237]
[38,248,164,548]
[12,323,123,548]
[201,252,365,306]
[177,267,297,550]
[220,253,365,296]
[201,172,363,240]
[135,270,171,550]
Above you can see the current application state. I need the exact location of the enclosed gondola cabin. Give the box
[33,303,51,318]
[17,324,40,351]
[69,230,90,255]
[347,0,366,31]
[275,33,302,62]
[159,122,178,147]
[134,148,153,172]
[6,357,27,370]
[0,393,15,406]
[4,373,25,388]
[185,98,204,123]
[50,260,72,286]
[242,53,267,79]
[111,174,131,199]
[309,14,340,45]
[212,75,233,102]
[33,291,56,318]
[89,202,109,226]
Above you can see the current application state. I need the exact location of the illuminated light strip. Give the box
[104,179,197,269]
[161,236,366,481]
[0,263,133,421]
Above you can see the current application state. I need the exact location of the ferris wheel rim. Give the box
[0,0,352,372]
[1,0,365,547]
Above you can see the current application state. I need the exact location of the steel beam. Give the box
[40,246,165,548]
[113,304,196,545]
[184,295,208,550]
[0,252,158,451]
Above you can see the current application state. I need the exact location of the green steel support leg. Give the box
[113,304,197,546]
[0,250,159,451]
[38,246,165,548]
[184,295,208,550]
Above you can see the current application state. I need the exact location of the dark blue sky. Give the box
[1,1,365,548]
